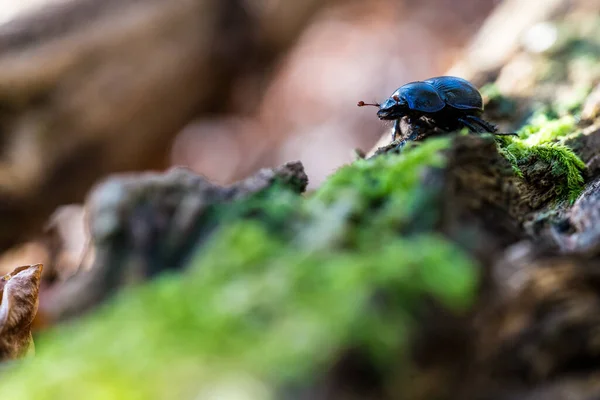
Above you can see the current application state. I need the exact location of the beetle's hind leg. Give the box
[465,115,519,137]
[465,115,497,132]
[457,117,482,133]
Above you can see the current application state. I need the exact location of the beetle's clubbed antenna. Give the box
[357,101,380,107]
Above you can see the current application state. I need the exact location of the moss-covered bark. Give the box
[0,118,591,399]
[0,138,484,399]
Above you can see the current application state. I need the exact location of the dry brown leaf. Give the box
[0,264,43,361]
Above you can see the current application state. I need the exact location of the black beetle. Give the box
[358,76,517,143]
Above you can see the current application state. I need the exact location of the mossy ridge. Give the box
[0,138,479,399]
[518,113,577,143]
[306,137,450,249]
[203,136,450,249]
[496,111,585,203]
[482,14,600,204]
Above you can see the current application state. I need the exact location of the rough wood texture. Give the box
[39,161,308,322]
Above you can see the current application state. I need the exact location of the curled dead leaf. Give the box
[0,264,43,361]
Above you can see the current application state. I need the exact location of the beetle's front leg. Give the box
[392,119,401,142]
[394,122,420,152]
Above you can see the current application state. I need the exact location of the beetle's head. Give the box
[377,94,406,120]
[357,94,406,120]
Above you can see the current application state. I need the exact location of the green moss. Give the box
[313,137,449,205]
[497,113,585,202]
[500,140,585,201]
[489,16,598,204]
[210,181,303,238]
[0,138,478,399]
[306,137,450,248]
[517,113,576,143]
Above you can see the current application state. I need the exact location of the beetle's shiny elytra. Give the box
[358,76,517,142]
